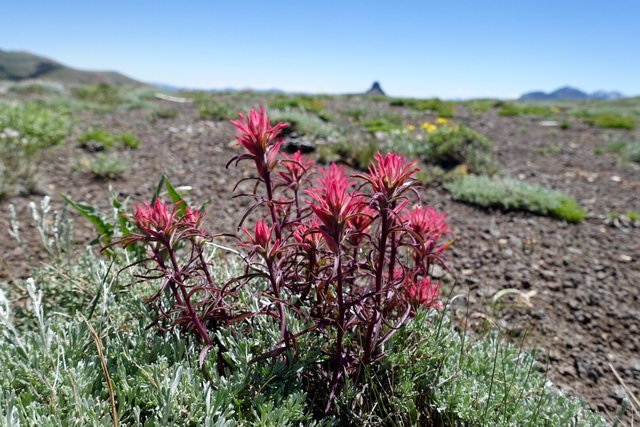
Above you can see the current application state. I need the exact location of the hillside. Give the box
[0,49,141,85]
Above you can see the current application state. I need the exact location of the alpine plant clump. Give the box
[109,106,454,411]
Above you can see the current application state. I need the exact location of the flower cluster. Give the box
[226,108,452,409]
[110,107,454,412]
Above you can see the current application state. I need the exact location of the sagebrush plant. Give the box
[445,174,586,223]
[594,140,640,163]
[0,270,608,425]
[86,152,130,179]
[108,107,453,411]
[268,109,337,140]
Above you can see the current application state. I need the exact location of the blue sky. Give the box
[2,0,638,98]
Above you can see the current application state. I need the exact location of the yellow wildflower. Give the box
[435,117,449,125]
[406,124,416,131]
[421,122,437,133]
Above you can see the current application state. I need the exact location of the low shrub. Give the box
[341,106,368,122]
[6,80,65,96]
[198,101,235,121]
[594,141,640,162]
[0,102,70,197]
[119,132,140,149]
[390,98,455,118]
[362,113,402,133]
[445,175,586,222]
[319,138,378,170]
[86,153,130,179]
[149,107,178,121]
[386,124,499,175]
[269,95,325,114]
[78,129,140,151]
[0,266,605,425]
[269,109,336,139]
[498,103,556,117]
[78,129,117,150]
[585,113,636,130]
[463,99,499,114]
[71,83,122,105]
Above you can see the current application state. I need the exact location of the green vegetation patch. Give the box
[269,95,325,114]
[389,97,455,118]
[585,113,636,130]
[198,100,236,121]
[462,99,499,114]
[594,141,640,162]
[78,129,140,151]
[362,112,403,133]
[0,250,603,425]
[269,110,337,140]
[86,152,130,179]
[71,83,122,105]
[445,175,586,222]
[498,103,557,117]
[0,102,70,197]
[386,124,499,175]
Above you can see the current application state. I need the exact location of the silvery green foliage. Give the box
[7,204,20,244]
[27,196,73,258]
[0,250,332,426]
[0,242,606,426]
[336,310,608,426]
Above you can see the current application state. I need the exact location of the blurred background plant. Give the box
[0,102,70,197]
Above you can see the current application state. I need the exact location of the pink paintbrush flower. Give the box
[405,276,442,309]
[305,164,361,253]
[241,220,280,258]
[133,199,176,237]
[358,152,419,199]
[278,150,314,189]
[230,107,288,177]
[403,205,449,243]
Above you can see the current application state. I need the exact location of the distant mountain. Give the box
[365,81,386,96]
[520,86,624,101]
[0,49,141,86]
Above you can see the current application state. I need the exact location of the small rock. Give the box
[509,235,523,249]
[283,139,316,153]
[609,385,627,404]
[618,254,632,263]
[540,269,556,280]
[431,264,445,279]
[567,246,583,256]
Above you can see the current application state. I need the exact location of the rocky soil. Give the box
[1,96,638,422]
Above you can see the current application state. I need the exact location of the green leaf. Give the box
[151,175,166,204]
[63,195,113,243]
[164,177,188,216]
